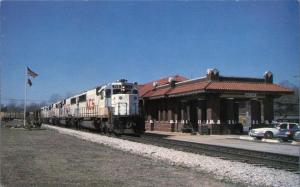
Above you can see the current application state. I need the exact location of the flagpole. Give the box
[24,67,27,127]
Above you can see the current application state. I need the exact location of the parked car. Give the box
[249,122,299,140]
[282,123,300,139]
[293,131,300,141]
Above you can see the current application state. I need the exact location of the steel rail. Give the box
[120,133,299,172]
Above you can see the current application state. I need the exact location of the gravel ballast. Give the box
[45,124,300,187]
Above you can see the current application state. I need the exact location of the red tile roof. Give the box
[167,81,209,96]
[206,82,293,93]
[138,75,187,97]
[143,81,210,98]
[139,77,293,99]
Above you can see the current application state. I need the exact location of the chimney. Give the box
[264,71,273,83]
[168,77,176,88]
[206,68,220,81]
[152,81,158,90]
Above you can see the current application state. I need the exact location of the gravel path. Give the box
[1,121,239,187]
[44,124,300,187]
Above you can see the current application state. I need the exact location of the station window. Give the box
[132,89,138,94]
[279,123,287,129]
[71,98,76,105]
[78,94,86,102]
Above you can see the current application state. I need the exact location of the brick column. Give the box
[145,100,152,121]
[181,102,186,121]
[197,105,202,123]
[167,110,172,121]
[251,100,261,124]
[226,98,235,124]
[162,100,167,121]
[206,95,220,123]
[263,97,274,123]
[197,100,206,123]
[234,102,239,123]
[174,99,179,121]
[158,100,162,122]
[167,99,174,121]
[186,105,190,121]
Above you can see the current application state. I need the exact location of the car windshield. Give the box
[262,124,277,128]
[278,123,287,129]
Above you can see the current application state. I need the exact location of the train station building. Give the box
[138,69,293,134]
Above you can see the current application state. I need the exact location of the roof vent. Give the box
[207,68,219,75]
[168,76,176,88]
[264,71,273,78]
[168,76,175,83]
[206,68,220,81]
[264,71,273,83]
[207,68,214,75]
[153,81,158,88]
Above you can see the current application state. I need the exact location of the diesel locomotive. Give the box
[41,79,144,134]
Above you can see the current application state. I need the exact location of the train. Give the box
[40,79,145,135]
[0,112,23,121]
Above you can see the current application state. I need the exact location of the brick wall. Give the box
[145,121,184,132]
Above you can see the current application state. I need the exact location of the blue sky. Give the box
[1,1,299,104]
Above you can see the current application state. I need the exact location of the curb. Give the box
[239,136,255,141]
[239,136,282,143]
[261,139,281,143]
[291,141,300,145]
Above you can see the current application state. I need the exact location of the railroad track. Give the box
[27,122,300,172]
[120,133,300,172]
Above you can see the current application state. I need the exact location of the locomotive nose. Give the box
[112,94,138,116]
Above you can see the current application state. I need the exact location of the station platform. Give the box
[145,131,300,157]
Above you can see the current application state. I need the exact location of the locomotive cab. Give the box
[111,80,139,116]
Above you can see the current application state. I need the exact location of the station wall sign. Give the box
[245,93,257,98]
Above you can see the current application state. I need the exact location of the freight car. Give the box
[41,79,145,135]
[0,112,23,121]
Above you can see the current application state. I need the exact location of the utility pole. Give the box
[24,67,27,127]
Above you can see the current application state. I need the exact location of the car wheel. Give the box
[282,138,289,142]
[264,131,273,139]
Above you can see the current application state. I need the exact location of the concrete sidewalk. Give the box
[146,131,300,157]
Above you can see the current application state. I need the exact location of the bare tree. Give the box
[48,94,62,104]
[1,104,7,112]
[7,100,18,112]
[27,103,39,112]
[274,81,299,118]
[26,101,48,112]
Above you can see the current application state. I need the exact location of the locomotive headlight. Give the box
[119,96,123,100]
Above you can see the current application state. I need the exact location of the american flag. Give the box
[27,79,32,86]
[27,67,38,78]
